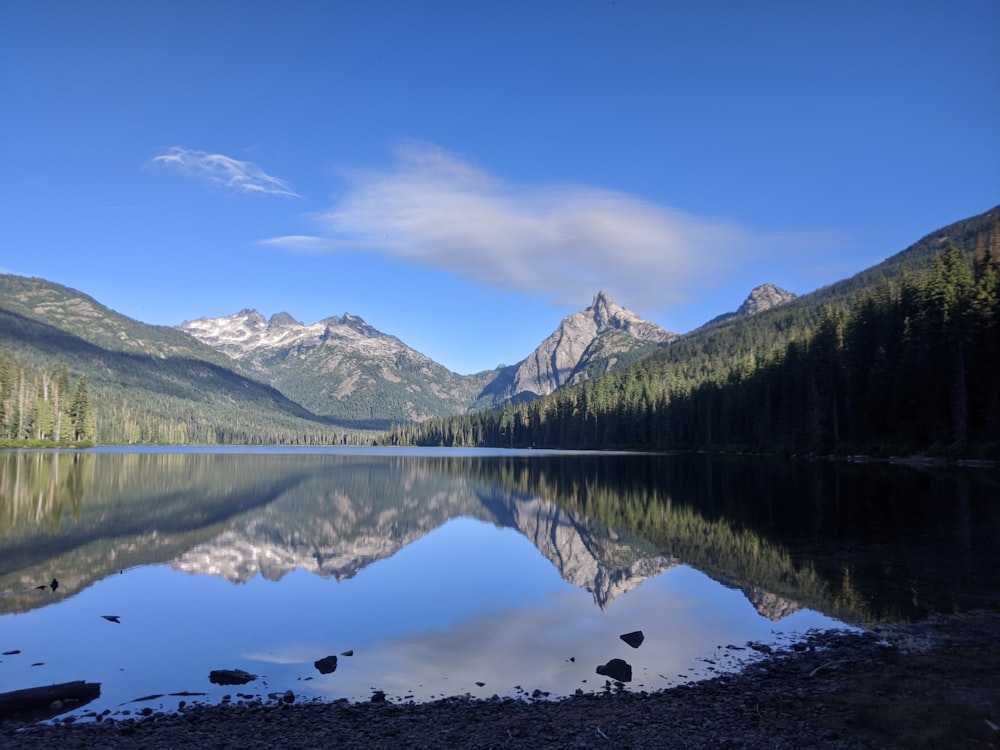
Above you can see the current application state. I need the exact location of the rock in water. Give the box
[620,630,644,649]
[596,658,633,682]
[314,655,338,674]
[0,680,101,721]
[208,669,258,686]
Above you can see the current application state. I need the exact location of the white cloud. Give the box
[150,147,300,198]
[263,142,827,309]
[258,235,383,254]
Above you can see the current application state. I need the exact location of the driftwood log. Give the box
[0,680,101,721]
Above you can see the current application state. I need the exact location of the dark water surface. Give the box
[1,448,997,720]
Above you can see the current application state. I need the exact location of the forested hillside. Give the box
[386,208,1000,458]
[0,277,357,445]
[0,342,357,446]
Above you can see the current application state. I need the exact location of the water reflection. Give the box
[1,448,998,718]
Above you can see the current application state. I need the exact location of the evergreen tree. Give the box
[70,375,90,441]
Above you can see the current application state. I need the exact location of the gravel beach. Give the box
[3,611,998,749]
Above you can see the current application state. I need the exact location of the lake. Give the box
[1,448,997,721]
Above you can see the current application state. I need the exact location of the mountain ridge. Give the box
[177,289,680,423]
[0,275,348,443]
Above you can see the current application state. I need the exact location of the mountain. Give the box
[390,204,1000,452]
[179,309,493,427]
[736,283,798,317]
[472,291,676,408]
[0,274,240,368]
[705,282,798,325]
[656,205,999,371]
[179,291,675,423]
[0,274,342,444]
[1,273,676,437]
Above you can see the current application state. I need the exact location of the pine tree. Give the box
[70,376,90,442]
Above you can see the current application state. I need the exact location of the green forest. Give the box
[385,233,1000,459]
[0,351,370,447]
[0,359,95,446]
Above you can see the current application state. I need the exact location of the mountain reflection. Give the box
[167,459,678,609]
[1,449,997,624]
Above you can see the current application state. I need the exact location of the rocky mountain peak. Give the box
[503,292,677,400]
[582,291,675,342]
[591,290,613,328]
[232,308,266,327]
[736,283,797,317]
[341,312,375,333]
[268,312,300,327]
[180,309,327,358]
[178,306,482,423]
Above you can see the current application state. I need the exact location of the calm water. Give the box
[1,448,997,721]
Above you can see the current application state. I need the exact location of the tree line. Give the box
[0,350,378,447]
[0,356,94,445]
[385,233,1000,459]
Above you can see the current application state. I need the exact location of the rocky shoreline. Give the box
[3,611,998,749]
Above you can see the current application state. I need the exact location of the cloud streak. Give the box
[264,142,827,309]
[151,147,300,197]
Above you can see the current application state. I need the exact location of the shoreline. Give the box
[1,442,996,470]
[4,611,998,749]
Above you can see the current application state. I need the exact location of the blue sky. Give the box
[1,1,997,375]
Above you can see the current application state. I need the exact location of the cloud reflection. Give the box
[287,566,819,703]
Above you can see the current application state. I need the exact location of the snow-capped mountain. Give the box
[179,291,676,423]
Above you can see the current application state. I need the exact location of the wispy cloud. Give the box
[263,142,832,308]
[150,147,300,197]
